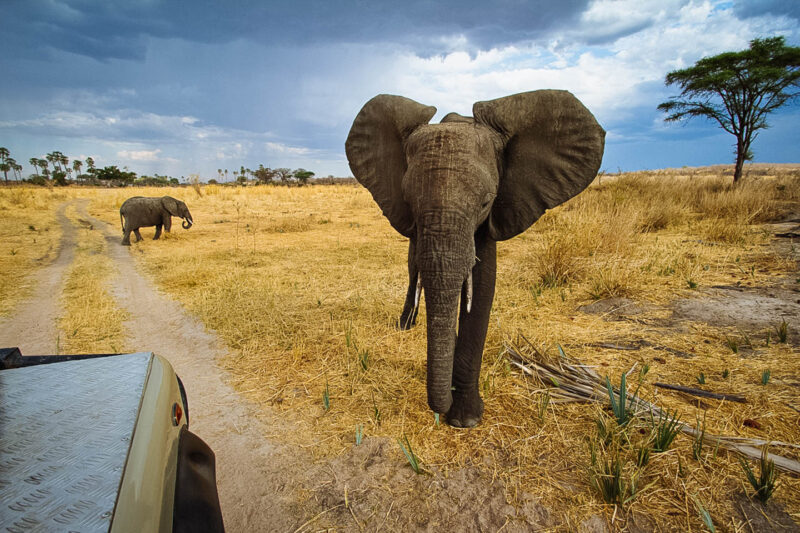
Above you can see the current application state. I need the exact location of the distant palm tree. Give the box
[86,156,95,173]
[0,147,9,182]
[46,152,60,172]
[6,157,17,181]
[73,159,83,181]
[38,159,49,178]
[13,162,22,180]
[60,154,69,178]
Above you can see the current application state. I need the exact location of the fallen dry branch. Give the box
[653,382,748,403]
[505,335,800,475]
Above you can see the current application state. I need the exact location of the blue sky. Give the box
[1,0,798,181]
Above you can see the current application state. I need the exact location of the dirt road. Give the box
[1,200,546,532]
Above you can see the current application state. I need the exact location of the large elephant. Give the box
[345,90,605,427]
[120,196,193,246]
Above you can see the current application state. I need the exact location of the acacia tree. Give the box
[293,168,314,186]
[252,164,277,184]
[274,167,292,184]
[659,36,800,183]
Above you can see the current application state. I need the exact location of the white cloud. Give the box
[265,142,311,155]
[118,149,161,161]
[385,0,795,129]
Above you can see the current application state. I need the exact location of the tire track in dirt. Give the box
[80,204,309,532]
[0,199,82,354]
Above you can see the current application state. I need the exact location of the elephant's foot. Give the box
[121,241,131,246]
[446,390,484,428]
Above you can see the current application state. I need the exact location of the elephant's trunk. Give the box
[417,211,474,414]
[182,218,193,229]
[423,280,461,413]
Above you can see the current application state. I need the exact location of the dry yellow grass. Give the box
[0,186,66,316]
[4,166,799,529]
[56,204,129,354]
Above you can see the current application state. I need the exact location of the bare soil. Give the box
[2,200,798,532]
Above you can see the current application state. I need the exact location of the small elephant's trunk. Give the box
[182,218,193,229]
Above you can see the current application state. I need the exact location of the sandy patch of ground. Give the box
[672,284,800,333]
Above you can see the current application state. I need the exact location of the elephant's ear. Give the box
[474,90,605,241]
[345,94,436,237]
[161,196,181,217]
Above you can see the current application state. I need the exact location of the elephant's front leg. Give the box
[397,237,420,330]
[447,230,496,428]
[153,224,162,240]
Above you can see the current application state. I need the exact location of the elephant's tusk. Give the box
[466,269,473,313]
[414,273,422,309]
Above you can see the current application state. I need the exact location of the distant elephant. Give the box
[120,196,193,246]
[346,90,604,427]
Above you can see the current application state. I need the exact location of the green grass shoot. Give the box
[650,408,682,452]
[739,447,778,503]
[322,380,330,411]
[693,412,707,461]
[692,495,716,532]
[398,434,424,474]
[605,373,636,427]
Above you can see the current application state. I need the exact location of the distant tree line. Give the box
[212,165,316,186]
[0,148,155,187]
[0,147,340,187]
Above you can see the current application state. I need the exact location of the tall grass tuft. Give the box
[649,408,682,452]
[775,320,788,343]
[605,373,637,427]
[740,447,778,503]
[588,441,642,506]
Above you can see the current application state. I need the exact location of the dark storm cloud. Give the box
[2,0,592,61]
[733,0,800,21]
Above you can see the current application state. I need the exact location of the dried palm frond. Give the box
[505,335,800,475]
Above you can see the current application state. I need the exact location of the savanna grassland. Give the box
[2,166,799,530]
